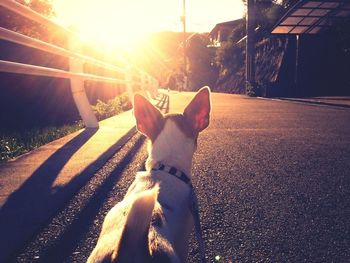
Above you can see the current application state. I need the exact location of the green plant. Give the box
[246,81,257,97]
[1,93,132,162]
[246,81,268,97]
[0,122,84,162]
[92,93,131,121]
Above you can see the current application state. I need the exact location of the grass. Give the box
[0,93,132,162]
[0,122,84,162]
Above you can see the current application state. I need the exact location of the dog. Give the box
[87,87,211,263]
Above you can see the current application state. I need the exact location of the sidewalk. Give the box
[0,110,138,261]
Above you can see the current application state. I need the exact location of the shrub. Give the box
[246,81,268,97]
[92,93,131,121]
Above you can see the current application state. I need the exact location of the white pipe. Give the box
[0,60,127,84]
[0,28,125,74]
[69,40,99,128]
[0,0,158,125]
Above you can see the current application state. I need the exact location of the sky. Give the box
[53,0,245,47]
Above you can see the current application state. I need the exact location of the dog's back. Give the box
[87,186,168,263]
[87,87,211,263]
[87,177,184,263]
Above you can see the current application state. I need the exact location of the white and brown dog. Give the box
[87,87,211,263]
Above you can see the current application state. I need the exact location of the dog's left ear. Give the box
[184,86,211,133]
[134,94,163,140]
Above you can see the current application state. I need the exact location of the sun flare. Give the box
[53,0,244,50]
[53,0,182,49]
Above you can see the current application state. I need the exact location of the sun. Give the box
[52,0,245,51]
[53,0,182,50]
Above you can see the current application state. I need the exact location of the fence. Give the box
[0,0,158,128]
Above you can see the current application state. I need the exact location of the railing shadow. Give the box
[155,93,170,114]
[0,128,98,261]
[33,135,145,263]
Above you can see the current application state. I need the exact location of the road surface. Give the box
[12,92,350,262]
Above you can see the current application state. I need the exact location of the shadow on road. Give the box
[32,135,145,263]
[0,128,97,258]
[155,93,170,113]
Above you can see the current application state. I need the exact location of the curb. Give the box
[256,96,350,109]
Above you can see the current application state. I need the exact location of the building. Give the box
[208,19,244,47]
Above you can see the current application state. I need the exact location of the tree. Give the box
[0,0,55,41]
[214,21,246,84]
[186,33,218,90]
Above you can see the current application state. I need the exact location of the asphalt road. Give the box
[13,92,350,262]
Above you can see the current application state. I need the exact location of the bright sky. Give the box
[53,0,245,47]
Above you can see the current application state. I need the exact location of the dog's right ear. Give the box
[134,94,163,140]
[184,86,211,133]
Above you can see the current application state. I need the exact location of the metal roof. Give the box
[272,0,350,34]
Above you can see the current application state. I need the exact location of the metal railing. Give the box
[0,0,158,128]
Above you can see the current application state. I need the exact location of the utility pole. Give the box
[182,0,187,91]
[246,0,256,93]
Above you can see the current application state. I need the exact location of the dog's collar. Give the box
[151,162,192,187]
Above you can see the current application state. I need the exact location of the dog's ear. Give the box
[184,86,211,133]
[134,94,163,140]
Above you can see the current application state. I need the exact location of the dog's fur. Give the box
[87,87,211,263]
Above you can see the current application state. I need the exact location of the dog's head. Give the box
[133,87,211,173]
[133,87,211,144]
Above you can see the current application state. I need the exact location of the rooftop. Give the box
[272,0,350,34]
[209,19,244,37]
